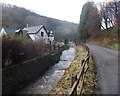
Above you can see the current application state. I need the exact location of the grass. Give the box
[88,41,119,50]
[87,26,119,50]
[49,45,96,94]
[82,56,97,94]
[107,44,120,50]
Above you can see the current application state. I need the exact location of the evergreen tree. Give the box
[77,2,100,42]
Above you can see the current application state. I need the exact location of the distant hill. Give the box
[1,3,78,41]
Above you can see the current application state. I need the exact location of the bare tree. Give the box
[99,1,119,29]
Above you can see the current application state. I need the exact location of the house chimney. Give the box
[26,24,28,27]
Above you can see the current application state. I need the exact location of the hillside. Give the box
[1,3,78,41]
[87,26,119,50]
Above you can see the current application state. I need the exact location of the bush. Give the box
[2,40,69,94]
[64,39,68,45]
[2,53,61,94]
[2,35,47,68]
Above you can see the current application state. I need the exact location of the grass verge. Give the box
[87,26,119,50]
[88,41,119,50]
[49,45,96,94]
[82,56,97,94]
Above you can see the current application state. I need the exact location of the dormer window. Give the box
[41,32,44,37]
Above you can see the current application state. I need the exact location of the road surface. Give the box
[87,44,119,94]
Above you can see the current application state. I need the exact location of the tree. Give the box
[85,4,101,38]
[78,2,93,42]
[99,1,120,29]
[78,1,100,42]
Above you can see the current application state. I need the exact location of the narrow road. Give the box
[87,44,119,94]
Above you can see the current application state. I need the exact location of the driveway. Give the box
[87,44,119,94]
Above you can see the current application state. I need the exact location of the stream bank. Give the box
[18,44,76,95]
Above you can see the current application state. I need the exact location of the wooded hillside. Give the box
[1,3,78,41]
[77,1,119,50]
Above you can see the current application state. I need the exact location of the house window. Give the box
[41,32,44,37]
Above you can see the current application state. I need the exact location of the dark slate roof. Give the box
[3,27,16,34]
[23,25,45,34]
[15,29,30,39]
[15,29,28,34]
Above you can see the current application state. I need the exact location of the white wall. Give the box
[0,28,7,36]
[29,34,36,41]
[29,27,49,43]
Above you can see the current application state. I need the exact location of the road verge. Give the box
[49,45,97,94]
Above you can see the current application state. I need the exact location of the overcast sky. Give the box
[0,0,116,23]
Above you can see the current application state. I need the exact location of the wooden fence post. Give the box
[81,59,85,66]
[71,74,77,95]
[69,50,90,96]
[87,51,89,56]
[82,65,85,87]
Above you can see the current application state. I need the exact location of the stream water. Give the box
[18,44,76,95]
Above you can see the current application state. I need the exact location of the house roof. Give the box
[15,29,30,39]
[23,25,47,34]
[3,27,16,34]
[15,29,28,34]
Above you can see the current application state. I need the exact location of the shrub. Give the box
[2,35,47,68]
[64,39,68,45]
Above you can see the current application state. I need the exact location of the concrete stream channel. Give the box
[18,44,76,95]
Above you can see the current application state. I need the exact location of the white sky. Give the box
[0,0,116,23]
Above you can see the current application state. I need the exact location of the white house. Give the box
[0,28,7,36]
[15,25,54,44]
[0,27,15,36]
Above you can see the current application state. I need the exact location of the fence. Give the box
[69,48,90,96]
